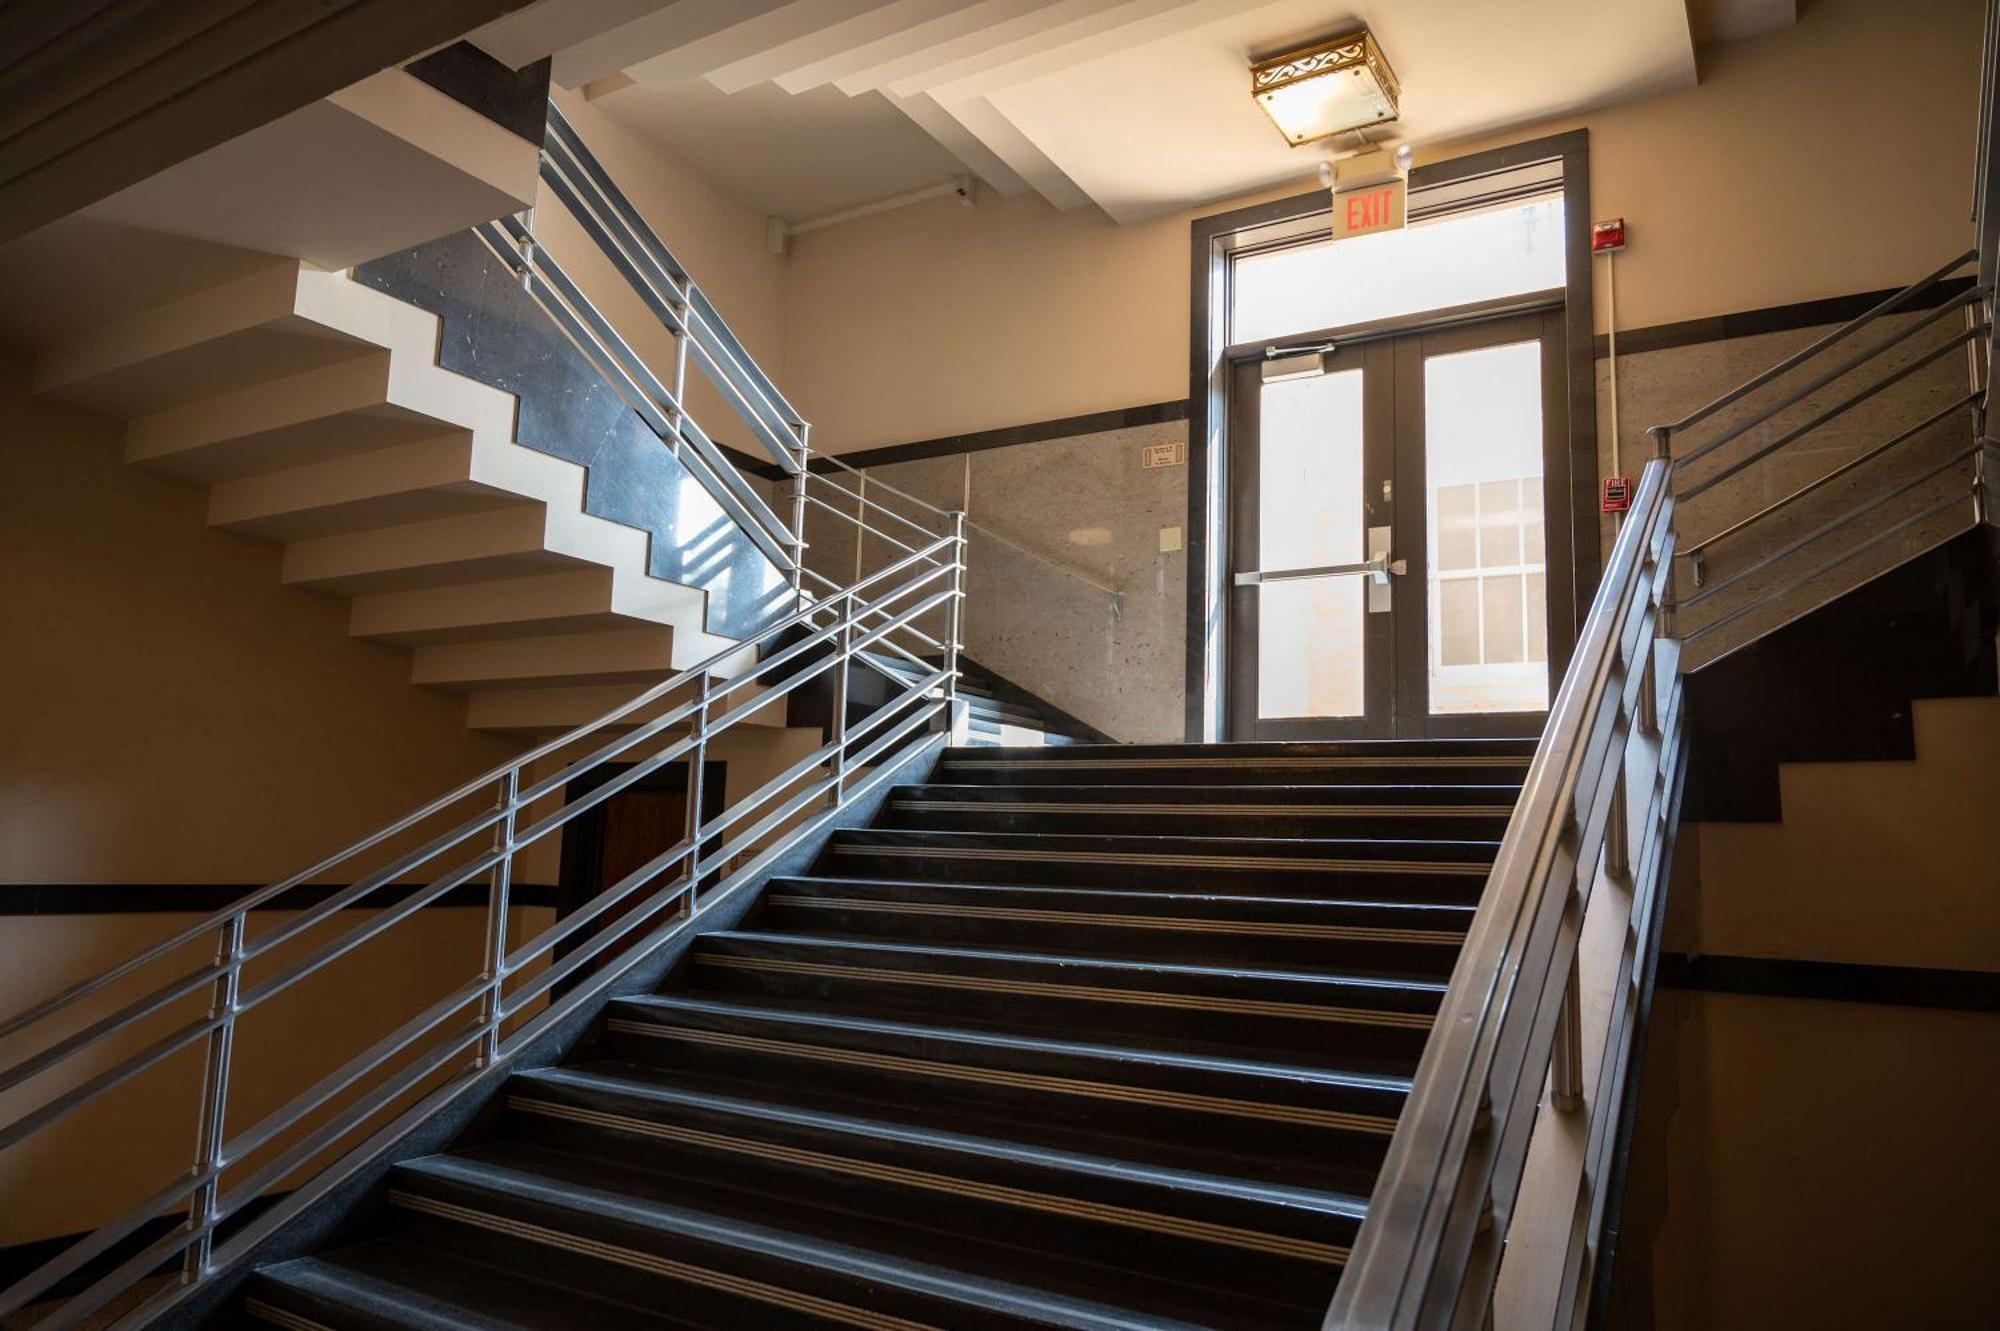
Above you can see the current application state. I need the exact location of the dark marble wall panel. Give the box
[354,231,792,641]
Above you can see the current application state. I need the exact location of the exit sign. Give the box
[1332,179,1405,240]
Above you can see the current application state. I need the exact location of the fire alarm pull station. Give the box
[1602,475,1632,513]
[1592,218,1627,253]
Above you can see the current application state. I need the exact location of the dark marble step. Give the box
[494,1064,1361,1306]
[933,749,1534,787]
[816,827,1498,904]
[752,876,1472,979]
[878,782,1517,839]
[601,995,1408,1194]
[675,930,1442,1072]
[382,1145,1310,1330]
[246,1240,705,1330]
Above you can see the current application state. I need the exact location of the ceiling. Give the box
[474,0,1792,226]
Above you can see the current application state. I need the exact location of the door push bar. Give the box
[1233,527,1405,611]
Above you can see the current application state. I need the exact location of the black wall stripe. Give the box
[1657,952,2000,1012]
[0,882,563,917]
[1592,275,1978,359]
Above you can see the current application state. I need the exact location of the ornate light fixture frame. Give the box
[1250,29,1401,147]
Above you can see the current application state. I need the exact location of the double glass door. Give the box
[1227,310,1568,740]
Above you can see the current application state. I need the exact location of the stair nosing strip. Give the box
[765,894,1464,944]
[388,1190,936,1331]
[505,1097,1352,1263]
[938,756,1529,769]
[602,1018,1399,1133]
[770,875,1476,914]
[243,1300,332,1331]
[691,954,1435,1029]
[830,843,1492,876]
[889,800,1515,817]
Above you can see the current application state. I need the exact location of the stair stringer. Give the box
[31,259,763,730]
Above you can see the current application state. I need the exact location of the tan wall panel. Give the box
[1644,991,2000,1329]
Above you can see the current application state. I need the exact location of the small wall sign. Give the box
[1142,441,1187,469]
[1601,475,1632,513]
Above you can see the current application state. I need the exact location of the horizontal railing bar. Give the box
[701,773,842,883]
[808,450,953,519]
[544,106,808,434]
[537,134,804,468]
[1686,483,1976,644]
[501,852,689,978]
[198,1022,489,1258]
[1658,249,1976,436]
[218,982,485,1173]
[838,665,951,752]
[478,223,800,567]
[0,955,223,1100]
[234,848,503,1016]
[848,697,948,774]
[803,470,951,540]
[1678,441,1980,609]
[0,1012,212,1155]
[237,804,512,965]
[499,880,697,1020]
[1672,287,1984,468]
[1682,392,1979,557]
[1676,325,1985,500]
[805,493,926,554]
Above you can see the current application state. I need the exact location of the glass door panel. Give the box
[1422,340,1550,715]
[1257,371,1366,720]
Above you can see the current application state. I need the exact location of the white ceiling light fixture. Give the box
[1251,29,1401,148]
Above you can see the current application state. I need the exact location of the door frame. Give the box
[1223,305,1572,739]
[1185,128,1596,742]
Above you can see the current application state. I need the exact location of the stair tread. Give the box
[392,1146,1238,1330]
[765,874,1478,919]
[251,1241,700,1330]
[610,992,1413,1093]
[507,1063,1369,1219]
[694,928,1449,995]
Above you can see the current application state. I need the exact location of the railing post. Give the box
[1637,644,1660,737]
[1604,769,1632,884]
[478,768,519,1067]
[1550,953,1584,1112]
[184,911,244,1280]
[945,512,966,704]
[685,680,711,897]
[831,590,853,802]
[790,462,810,608]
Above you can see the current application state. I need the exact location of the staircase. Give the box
[236,737,1530,1329]
[857,650,1102,747]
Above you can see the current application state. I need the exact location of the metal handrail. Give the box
[1326,453,1683,1330]
[1651,248,1977,441]
[1337,241,1994,1326]
[0,470,968,1325]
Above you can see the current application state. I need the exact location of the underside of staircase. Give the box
[28,256,760,734]
[228,737,1530,1330]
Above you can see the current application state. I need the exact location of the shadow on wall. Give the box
[793,419,1191,743]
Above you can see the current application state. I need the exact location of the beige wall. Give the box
[0,371,519,884]
[1619,696,2000,1328]
[776,0,1984,452]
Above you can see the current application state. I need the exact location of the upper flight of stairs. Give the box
[235,736,1531,1330]
[857,650,1103,748]
[27,258,753,733]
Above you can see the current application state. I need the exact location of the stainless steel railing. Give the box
[1326,449,1683,1331]
[1330,243,1994,1326]
[0,101,981,1327]
[0,513,966,1329]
